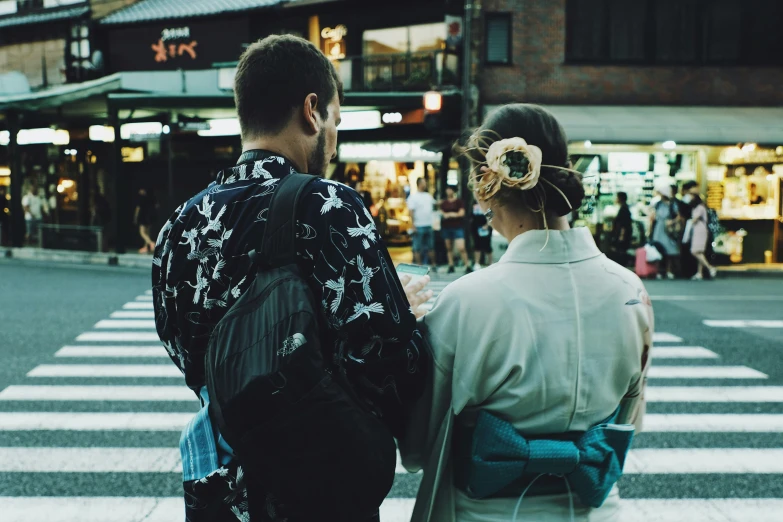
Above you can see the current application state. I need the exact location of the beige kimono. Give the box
[399,228,653,522]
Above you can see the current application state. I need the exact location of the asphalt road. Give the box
[0,258,782,521]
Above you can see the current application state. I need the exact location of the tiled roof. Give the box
[100,0,285,25]
[0,5,89,29]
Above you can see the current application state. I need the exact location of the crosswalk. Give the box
[1,283,782,522]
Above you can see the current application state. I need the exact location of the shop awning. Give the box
[0,73,123,112]
[528,106,783,145]
[0,5,89,29]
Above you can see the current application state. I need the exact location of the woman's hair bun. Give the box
[542,168,585,217]
[456,103,585,217]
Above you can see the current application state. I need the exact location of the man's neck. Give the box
[242,132,308,172]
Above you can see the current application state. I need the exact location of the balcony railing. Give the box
[336,50,460,92]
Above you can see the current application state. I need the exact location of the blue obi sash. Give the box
[454,408,634,508]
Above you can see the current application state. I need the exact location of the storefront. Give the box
[336,140,445,244]
[526,105,783,265]
[567,141,783,265]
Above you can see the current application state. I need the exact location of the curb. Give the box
[4,247,783,278]
[2,248,152,270]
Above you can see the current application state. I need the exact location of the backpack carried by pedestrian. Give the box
[706,207,724,239]
[205,173,397,521]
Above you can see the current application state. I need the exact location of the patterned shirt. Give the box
[152,151,426,521]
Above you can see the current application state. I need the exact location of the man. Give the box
[152,35,432,522]
[21,180,47,246]
[609,191,633,266]
[406,177,436,268]
[440,185,471,274]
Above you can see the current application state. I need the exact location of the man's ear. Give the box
[303,93,320,134]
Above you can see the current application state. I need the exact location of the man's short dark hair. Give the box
[683,181,698,191]
[617,191,628,203]
[234,35,344,138]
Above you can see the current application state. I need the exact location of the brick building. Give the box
[474,0,783,264]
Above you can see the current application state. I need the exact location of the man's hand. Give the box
[399,273,433,319]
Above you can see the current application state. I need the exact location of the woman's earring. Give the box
[484,208,494,224]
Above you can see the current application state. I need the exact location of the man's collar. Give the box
[214,150,297,185]
[236,149,294,166]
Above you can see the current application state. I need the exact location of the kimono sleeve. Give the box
[297,180,428,436]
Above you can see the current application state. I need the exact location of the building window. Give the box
[566,0,783,66]
[16,0,43,11]
[66,22,92,82]
[485,13,512,65]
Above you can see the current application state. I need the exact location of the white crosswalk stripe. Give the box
[110,311,155,319]
[648,366,768,379]
[0,412,192,431]
[122,302,154,310]
[652,346,719,359]
[27,365,182,378]
[76,332,160,342]
[3,497,783,522]
[55,346,167,358]
[95,320,157,329]
[704,320,783,328]
[652,332,684,343]
[0,385,194,401]
[1,281,781,522]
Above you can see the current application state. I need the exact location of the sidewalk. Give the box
[3,247,153,270]
[4,246,783,278]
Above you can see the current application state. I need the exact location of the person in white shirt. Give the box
[21,181,48,246]
[407,177,437,268]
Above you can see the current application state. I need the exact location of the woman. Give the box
[648,185,681,279]
[471,202,494,269]
[440,186,472,274]
[399,104,653,522]
[688,195,718,281]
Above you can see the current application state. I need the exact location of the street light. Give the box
[424,91,443,112]
[662,140,677,150]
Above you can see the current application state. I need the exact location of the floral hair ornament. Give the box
[473,136,582,252]
[480,137,543,198]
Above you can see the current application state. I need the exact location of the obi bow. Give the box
[465,410,634,508]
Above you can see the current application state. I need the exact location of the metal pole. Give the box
[461,0,473,134]
[460,0,474,207]
[167,130,174,214]
[8,111,24,248]
[109,105,126,254]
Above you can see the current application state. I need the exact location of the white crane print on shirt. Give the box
[318,185,351,214]
[350,255,380,301]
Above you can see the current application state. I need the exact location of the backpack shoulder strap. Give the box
[259,173,317,268]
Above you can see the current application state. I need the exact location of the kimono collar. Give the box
[499,227,603,265]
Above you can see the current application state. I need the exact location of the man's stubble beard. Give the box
[308,129,327,176]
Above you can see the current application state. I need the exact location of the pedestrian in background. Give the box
[400,103,652,522]
[648,183,681,279]
[608,191,633,266]
[133,188,157,254]
[470,201,493,269]
[407,177,437,269]
[440,186,471,274]
[22,179,48,246]
[679,181,699,279]
[688,194,718,281]
[0,186,8,246]
[153,35,431,522]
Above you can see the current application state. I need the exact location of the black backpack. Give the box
[205,173,396,521]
